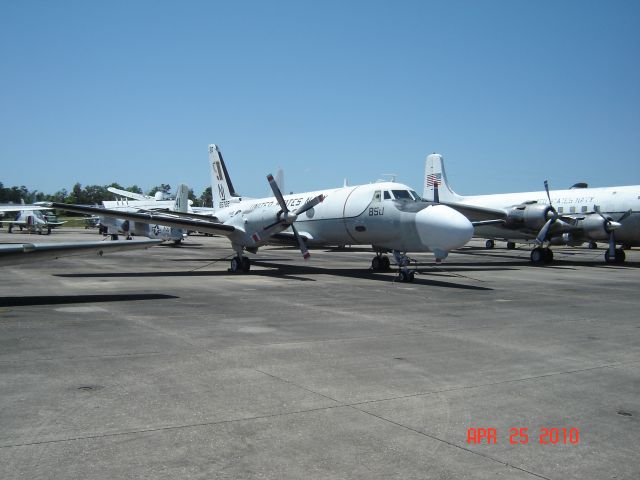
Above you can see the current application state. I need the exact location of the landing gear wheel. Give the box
[382,256,391,271]
[241,257,251,273]
[605,249,626,264]
[398,271,409,282]
[506,241,516,250]
[230,257,240,273]
[371,257,381,271]
[531,247,545,264]
[588,241,598,250]
[408,271,415,283]
[485,239,495,249]
[110,234,119,241]
[543,248,553,263]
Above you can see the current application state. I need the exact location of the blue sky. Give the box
[1,0,639,198]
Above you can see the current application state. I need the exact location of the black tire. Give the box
[530,247,545,264]
[485,239,495,249]
[382,256,391,271]
[230,257,240,273]
[506,241,516,250]
[543,248,554,263]
[398,271,408,282]
[615,248,626,263]
[588,241,598,250]
[241,257,251,273]
[408,271,415,283]
[371,257,381,271]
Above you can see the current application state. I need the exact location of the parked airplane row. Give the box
[5,145,637,272]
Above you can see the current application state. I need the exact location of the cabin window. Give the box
[581,206,588,213]
[384,191,391,200]
[392,190,412,200]
[570,206,576,213]
[558,207,563,213]
[373,190,381,202]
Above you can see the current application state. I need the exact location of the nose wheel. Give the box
[392,250,416,282]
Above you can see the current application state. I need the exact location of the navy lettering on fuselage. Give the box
[369,206,384,216]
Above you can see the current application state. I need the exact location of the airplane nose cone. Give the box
[415,205,473,258]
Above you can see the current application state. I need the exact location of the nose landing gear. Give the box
[393,250,416,283]
[530,246,553,264]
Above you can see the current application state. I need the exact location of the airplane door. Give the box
[343,187,378,243]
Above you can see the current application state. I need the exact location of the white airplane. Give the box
[423,153,640,264]
[48,146,474,282]
[0,202,64,235]
[97,184,191,243]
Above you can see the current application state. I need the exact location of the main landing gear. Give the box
[604,248,626,264]
[530,246,553,265]
[229,244,251,273]
[229,256,251,273]
[371,253,391,272]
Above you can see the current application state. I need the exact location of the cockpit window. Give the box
[410,190,422,201]
[392,190,412,200]
[383,191,391,200]
[373,190,381,202]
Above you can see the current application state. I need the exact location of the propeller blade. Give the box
[543,180,552,205]
[295,194,325,216]
[267,174,288,212]
[618,209,632,222]
[535,217,555,245]
[291,224,310,260]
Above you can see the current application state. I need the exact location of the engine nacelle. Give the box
[506,204,554,230]
[579,215,613,240]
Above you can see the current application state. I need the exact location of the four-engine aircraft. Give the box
[48,146,474,282]
[423,153,640,264]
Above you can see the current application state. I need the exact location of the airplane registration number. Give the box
[369,207,384,216]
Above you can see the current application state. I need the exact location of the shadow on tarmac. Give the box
[56,262,494,291]
[0,293,178,307]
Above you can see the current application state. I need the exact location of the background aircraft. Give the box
[0,203,63,235]
[423,153,640,264]
[95,184,191,243]
[49,146,473,282]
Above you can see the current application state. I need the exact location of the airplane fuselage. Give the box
[217,181,472,258]
[463,186,640,245]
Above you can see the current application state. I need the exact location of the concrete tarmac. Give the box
[1,228,639,479]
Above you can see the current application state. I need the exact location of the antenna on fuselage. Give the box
[378,174,397,182]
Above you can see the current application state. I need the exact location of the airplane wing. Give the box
[438,201,507,223]
[0,205,52,213]
[0,239,161,267]
[49,203,237,236]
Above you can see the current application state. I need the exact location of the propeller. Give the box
[534,180,559,245]
[594,206,625,260]
[258,174,324,259]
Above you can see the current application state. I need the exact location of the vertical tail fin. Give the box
[423,153,463,202]
[174,183,190,213]
[209,144,239,210]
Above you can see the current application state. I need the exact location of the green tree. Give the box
[200,186,212,207]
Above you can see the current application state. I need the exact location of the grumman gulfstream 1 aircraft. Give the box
[423,153,640,264]
[49,146,473,282]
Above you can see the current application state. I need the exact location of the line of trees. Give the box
[0,181,213,208]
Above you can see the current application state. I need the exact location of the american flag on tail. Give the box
[426,173,441,187]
